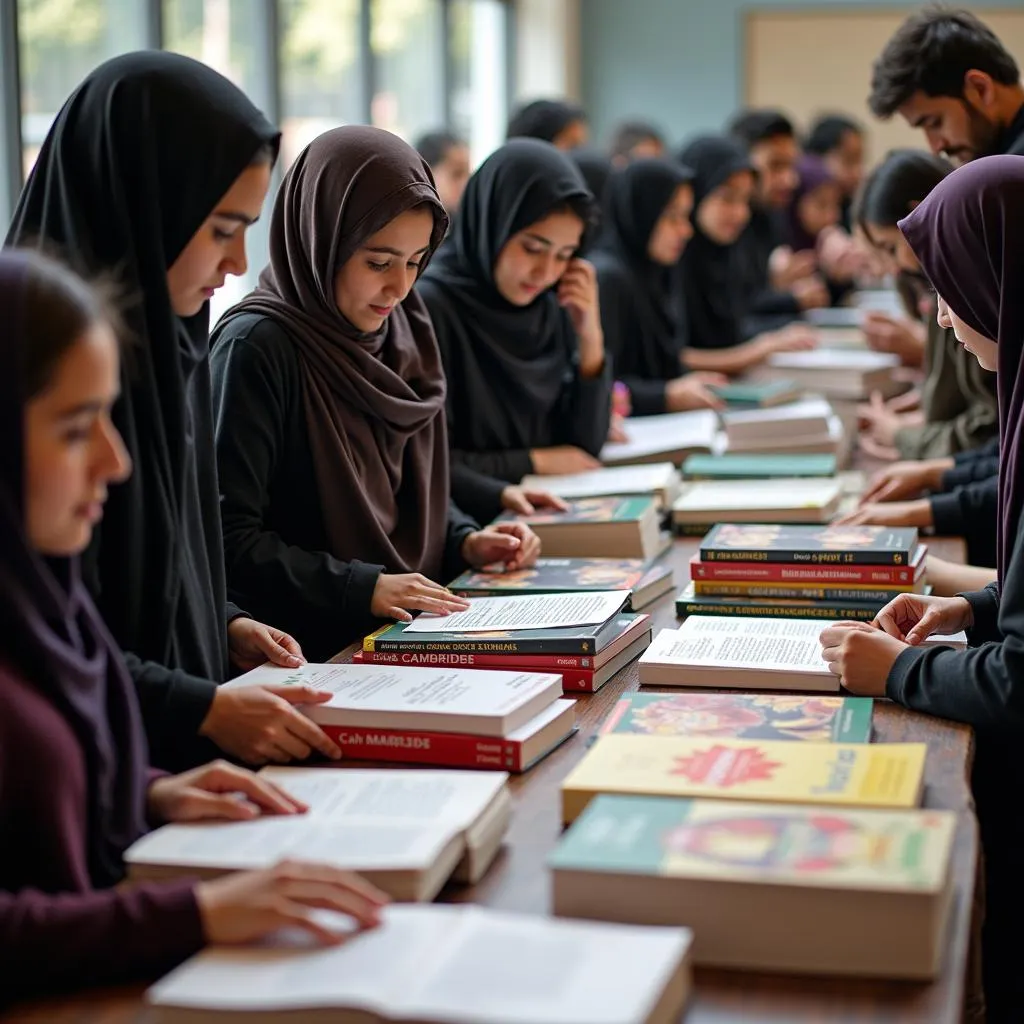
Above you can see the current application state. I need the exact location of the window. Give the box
[370,0,444,144]
[279,0,364,169]
[17,0,147,177]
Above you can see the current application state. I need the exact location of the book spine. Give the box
[318,723,526,771]
[699,546,912,566]
[363,636,596,654]
[355,650,596,669]
[690,561,916,584]
[693,582,909,602]
[675,599,880,621]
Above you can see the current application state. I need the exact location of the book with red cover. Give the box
[354,629,651,694]
[319,699,577,772]
[688,546,926,586]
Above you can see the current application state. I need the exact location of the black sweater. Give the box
[209,313,478,663]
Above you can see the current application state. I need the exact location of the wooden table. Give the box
[5,536,979,1024]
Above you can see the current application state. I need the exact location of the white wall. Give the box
[514,0,581,102]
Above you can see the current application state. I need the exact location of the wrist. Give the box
[954,596,975,629]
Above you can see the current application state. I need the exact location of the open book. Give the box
[520,462,682,509]
[600,410,719,466]
[126,768,510,901]
[147,904,693,1024]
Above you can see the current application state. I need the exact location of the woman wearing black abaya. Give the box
[210,127,539,663]
[591,158,725,416]
[819,155,1024,1019]
[677,135,817,376]
[417,139,612,524]
[5,52,340,770]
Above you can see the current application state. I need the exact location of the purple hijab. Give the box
[0,251,149,887]
[899,155,1024,583]
[786,154,837,252]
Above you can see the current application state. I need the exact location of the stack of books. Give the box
[448,556,674,611]
[127,767,513,901]
[493,495,666,560]
[678,523,925,622]
[764,349,902,399]
[221,653,579,772]
[357,591,653,697]
[716,396,843,457]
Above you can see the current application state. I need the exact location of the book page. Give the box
[652,618,830,675]
[601,409,718,462]
[674,478,841,513]
[521,463,677,499]
[396,907,691,1024]
[227,663,560,717]
[405,591,629,633]
[148,906,691,1023]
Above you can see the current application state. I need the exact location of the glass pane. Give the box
[279,0,364,169]
[448,0,508,165]
[163,0,274,320]
[370,0,444,143]
[18,0,146,177]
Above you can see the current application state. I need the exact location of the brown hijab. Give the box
[217,125,452,577]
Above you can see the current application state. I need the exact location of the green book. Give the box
[682,453,838,480]
[599,692,873,744]
[709,379,802,408]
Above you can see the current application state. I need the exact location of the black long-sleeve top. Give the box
[209,314,478,663]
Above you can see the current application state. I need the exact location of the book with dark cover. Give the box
[700,523,918,566]
[675,583,881,622]
[363,612,641,655]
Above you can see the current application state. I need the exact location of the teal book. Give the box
[709,379,802,408]
[599,692,873,744]
[682,453,838,481]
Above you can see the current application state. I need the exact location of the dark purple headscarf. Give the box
[786,154,838,252]
[899,154,1024,583]
[0,250,149,887]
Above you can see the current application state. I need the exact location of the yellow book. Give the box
[561,735,926,823]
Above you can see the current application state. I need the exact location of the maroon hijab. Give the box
[216,126,452,578]
[0,251,148,887]
[786,154,837,253]
[900,154,1024,583]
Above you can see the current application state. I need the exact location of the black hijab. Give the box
[899,155,1024,585]
[591,158,694,386]
[6,52,280,683]
[0,251,148,888]
[507,100,586,144]
[677,135,755,350]
[569,148,613,209]
[417,138,596,454]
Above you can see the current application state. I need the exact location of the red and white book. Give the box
[688,547,926,586]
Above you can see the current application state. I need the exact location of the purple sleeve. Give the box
[0,880,205,1004]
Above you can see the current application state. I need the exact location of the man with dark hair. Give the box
[414,129,471,213]
[869,6,1024,163]
[727,108,828,331]
[608,120,666,166]
[805,114,866,224]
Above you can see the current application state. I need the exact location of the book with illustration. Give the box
[550,795,954,978]
[599,692,873,744]
[560,735,927,823]
[699,523,919,565]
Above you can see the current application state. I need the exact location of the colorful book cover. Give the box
[561,735,926,822]
[599,693,873,744]
[689,546,927,585]
[682,453,838,480]
[692,581,916,603]
[551,795,955,892]
[495,495,655,527]
[363,612,639,655]
[700,523,919,565]
[449,558,648,596]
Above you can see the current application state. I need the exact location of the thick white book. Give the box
[600,410,719,466]
[766,350,902,400]
[721,396,834,444]
[520,462,682,508]
[671,478,842,525]
[405,591,630,633]
[715,414,845,457]
[126,768,510,902]
[222,662,563,738]
[146,904,693,1024]
[768,349,900,372]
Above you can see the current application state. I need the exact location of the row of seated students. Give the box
[2,5,1024,1020]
